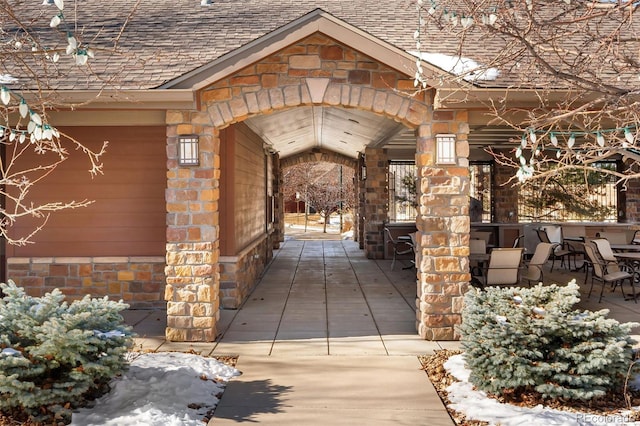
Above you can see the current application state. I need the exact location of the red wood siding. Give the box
[7,126,166,257]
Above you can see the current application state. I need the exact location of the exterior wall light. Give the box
[178,135,199,166]
[436,134,456,165]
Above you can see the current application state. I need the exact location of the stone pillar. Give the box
[164,112,220,342]
[493,158,519,223]
[357,153,366,248]
[363,147,389,259]
[415,110,470,340]
[272,153,284,248]
[620,160,637,222]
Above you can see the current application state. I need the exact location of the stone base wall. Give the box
[7,257,165,308]
[219,234,272,308]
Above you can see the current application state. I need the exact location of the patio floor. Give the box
[539,259,640,336]
[124,235,640,347]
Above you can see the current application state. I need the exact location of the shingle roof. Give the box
[3,1,639,93]
[4,1,425,90]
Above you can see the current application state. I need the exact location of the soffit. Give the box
[244,106,410,160]
[244,107,524,161]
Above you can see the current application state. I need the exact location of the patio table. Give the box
[613,252,640,287]
[610,244,640,252]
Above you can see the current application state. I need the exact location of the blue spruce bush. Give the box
[458,280,638,401]
[0,281,134,423]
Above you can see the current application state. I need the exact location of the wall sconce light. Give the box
[178,135,199,166]
[361,164,367,180]
[436,134,456,165]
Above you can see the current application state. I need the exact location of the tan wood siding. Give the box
[219,127,235,255]
[234,124,267,251]
[8,126,166,257]
[219,123,267,256]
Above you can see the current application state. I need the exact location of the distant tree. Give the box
[395,174,417,207]
[520,165,617,222]
[282,162,355,233]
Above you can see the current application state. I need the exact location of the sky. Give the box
[70,352,241,426]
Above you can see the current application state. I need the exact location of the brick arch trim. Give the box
[280,148,357,169]
[200,79,430,134]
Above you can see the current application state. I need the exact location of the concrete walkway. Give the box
[125,232,458,425]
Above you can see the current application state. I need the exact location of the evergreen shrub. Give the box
[0,281,134,423]
[458,280,638,401]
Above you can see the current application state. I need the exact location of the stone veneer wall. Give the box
[219,234,272,308]
[7,257,165,308]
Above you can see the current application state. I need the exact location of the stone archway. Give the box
[164,34,470,342]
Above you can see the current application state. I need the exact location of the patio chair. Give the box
[384,227,414,271]
[470,231,492,246]
[596,231,628,245]
[521,242,554,287]
[583,241,637,303]
[592,238,619,265]
[474,247,523,290]
[535,227,572,271]
[470,238,487,254]
[469,238,488,277]
[512,234,525,249]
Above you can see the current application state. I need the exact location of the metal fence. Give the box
[470,162,492,223]
[389,161,617,224]
[517,162,618,222]
[388,162,417,222]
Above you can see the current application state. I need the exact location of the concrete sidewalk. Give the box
[125,234,458,425]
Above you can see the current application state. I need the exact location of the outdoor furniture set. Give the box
[386,224,640,303]
[470,226,640,303]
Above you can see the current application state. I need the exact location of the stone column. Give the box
[357,153,366,248]
[493,158,519,223]
[272,153,284,248]
[164,112,220,342]
[415,110,470,340]
[363,147,389,259]
[620,160,637,222]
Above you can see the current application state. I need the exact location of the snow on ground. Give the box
[444,354,640,426]
[71,352,241,426]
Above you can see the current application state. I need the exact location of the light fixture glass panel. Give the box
[178,135,199,166]
[436,134,456,165]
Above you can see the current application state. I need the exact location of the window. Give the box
[389,161,495,223]
[470,162,492,223]
[388,162,417,222]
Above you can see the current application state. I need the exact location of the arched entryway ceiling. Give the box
[244,106,414,160]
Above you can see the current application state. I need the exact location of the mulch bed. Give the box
[419,349,640,426]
